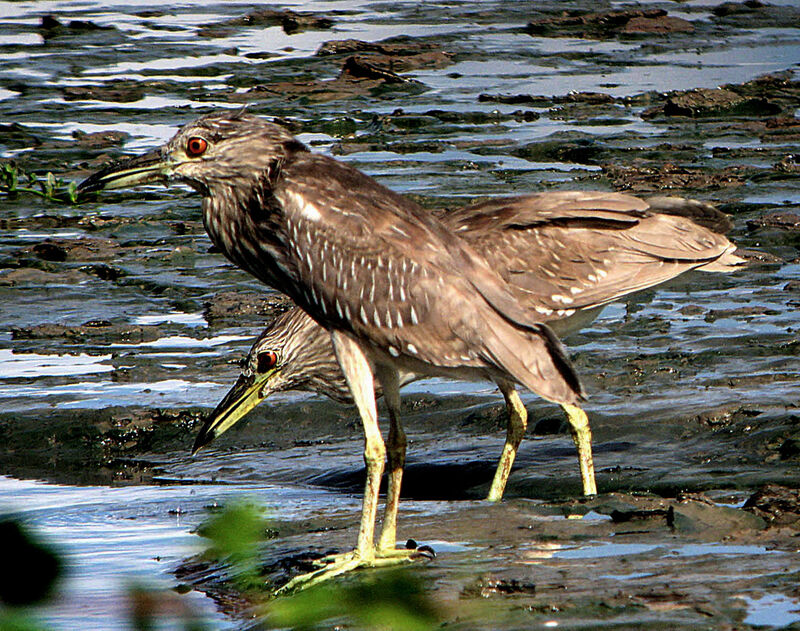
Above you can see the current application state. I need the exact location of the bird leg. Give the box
[487,380,528,502]
[375,365,406,553]
[562,403,597,496]
[275,334,418,596]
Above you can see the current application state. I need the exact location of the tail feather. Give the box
[695,243,747,272]
[481,313,585,406]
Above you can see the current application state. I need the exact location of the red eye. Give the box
[256,351,278,373]
[186,136,208,157]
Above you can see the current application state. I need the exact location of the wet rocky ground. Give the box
[1,0,800,628]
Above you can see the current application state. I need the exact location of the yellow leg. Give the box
[487,380,528,502]
[375,366,406,553]
[276,335,419,596]
[562,403,597,496]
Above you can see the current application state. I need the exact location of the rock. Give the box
[746,212,800,231]
[522,8,701,39]
[0,268,87,287]
[479,91,615,106]
[621,15,694,33]
[657,88,781,118]
[203,291,292,324]
[317,38,443,58]
[734,247,783,264]
[198,8,332,37]
[62,81,146,103]
[775,155,800,174]
[670,499,766,535]
[525,8,668,38]
[340,56,410,83]
[744,484,800,527]
[713,1,766,17]
[71,130,130,148]
[26,237,120,262]
[602,163,747,192]
[462,576,536,598]
[230,54,428,104]
[694,406,762,428]
[512,137,606,165]
[38,14,115,38]
[705,306,780,321]
[11,322,161,343]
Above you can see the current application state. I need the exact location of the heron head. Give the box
[191,308,338,454]
[78,110,303,197]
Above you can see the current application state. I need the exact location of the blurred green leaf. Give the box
[197,501,270,592]
[268,569,441,631]
[0,611,49,631]
[0,518,62,607]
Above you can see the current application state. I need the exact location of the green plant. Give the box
[0,163,78,204]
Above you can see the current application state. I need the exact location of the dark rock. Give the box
[744,484,800,527]
[766,117,800,129]
[705,306,780,321]
[671,500,765,535]
[27,238,120,262]
[620,15,694,33]
[317,38,443,58]
[713,1,766,17]
[694,406,762,428]
[198,8,332,37]
[746,212,800,231]
[775,155,800,174]
[340,56,409,84]
[610,507,671,523]
[38,14,115,38]
[62,81,146,103]
[779,438,800,459]
[655,88,781,118]
[734,247,784,264]
[513,137,606,165]
[203,291,292,324]
[525,8,670,38]
[602,163,747,192]
[462,576,536,598]
[679,305,705,316]
[0,124,42,150]
[231,53,427,104]
[71,130,129,148]
[11,322,161,343]
[479,91,615,106]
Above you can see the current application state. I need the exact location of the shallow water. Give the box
[1,0,800,628]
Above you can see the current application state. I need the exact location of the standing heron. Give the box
[193,194,742,500]
[78,111,740,591]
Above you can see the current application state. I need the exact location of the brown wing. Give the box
[444,192,741,316]
[270,152,583,404]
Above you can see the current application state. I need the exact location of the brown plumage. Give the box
[78,110,743,593]
[193,190,742,500]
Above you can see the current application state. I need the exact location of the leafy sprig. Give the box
[1,162,78,204]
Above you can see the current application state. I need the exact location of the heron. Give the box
[78,110,742,591]
[193,193,743,504]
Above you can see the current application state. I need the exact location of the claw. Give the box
[274,544,434,596]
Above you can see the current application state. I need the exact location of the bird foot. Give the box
[274,542,435,596]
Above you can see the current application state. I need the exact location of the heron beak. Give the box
[192,369,278,455]
[77,148,175,195]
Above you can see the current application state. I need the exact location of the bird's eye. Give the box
[256,351,278,373]
[186,136,208,157]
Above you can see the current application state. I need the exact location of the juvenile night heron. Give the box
[79,111,741,591]
[193,193,743,503]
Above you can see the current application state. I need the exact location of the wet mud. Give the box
[1,0,800,628]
